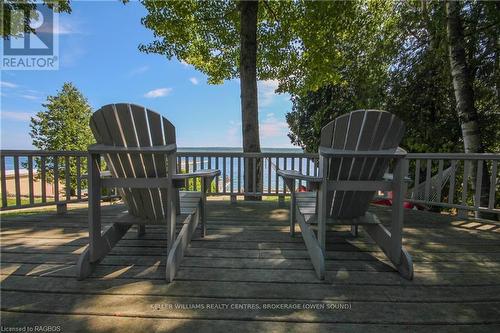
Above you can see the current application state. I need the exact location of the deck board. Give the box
[1,200,500,331]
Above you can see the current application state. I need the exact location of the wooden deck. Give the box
[1,200,500,332]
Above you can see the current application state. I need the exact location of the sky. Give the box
[0,1,294,149]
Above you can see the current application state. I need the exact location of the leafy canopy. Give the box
[139,0,395,95]
[286,0,499,154]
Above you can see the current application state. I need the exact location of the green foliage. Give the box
[178,169,217,193]
[1,0,71,38]
[286,0,499,154]
[286,85,375,153]
[139,0,240,84]
[139,0,395,94]
[29,82,95,193]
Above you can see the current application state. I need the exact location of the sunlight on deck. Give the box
[1,200,500,331]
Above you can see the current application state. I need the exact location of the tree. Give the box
[138,0,391,198]
[239,1,261,199]
[139,0,265,199]
[30,82,94,194]
[445,0,494,217]
[1,0,71,38]
[284,1,498,217]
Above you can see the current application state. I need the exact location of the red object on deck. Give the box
[372,191,421,210]
[297,185,308,192]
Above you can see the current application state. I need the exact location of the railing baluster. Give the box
[424,159,432,202]
[230,156,234,194]
[474,160,483,210]
[283,158,287,195]
[267,157,271,195]
[252,157,257,196]
[41,156,47,203]
[193,156,197,191]
[489,161,497,209]
[215,157,219,193]
[448,160,456,204]
[436,159,443,203]
[14,156,21,207]
[65,156,71,201]
[298,157,303,188]
[413,159,420,198]
[28,156,34,205]
[76,156,82,199]
[223,157,227,194]
[275,157,279,194]
[461,160,470,208]
[1,156,7,208]
[237,157,241,194]
[244,157,248,195]
[54,156,59,203]
[207,156,212,194]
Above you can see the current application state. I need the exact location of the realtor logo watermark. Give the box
[1,3,59,70]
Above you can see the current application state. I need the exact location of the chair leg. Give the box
[296,213,325,280]
[77,223,132,280]
[76,246,94,280]
[363,223,413,280]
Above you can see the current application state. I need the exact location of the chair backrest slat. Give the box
[90,103,176,221]
[320,110,405,219]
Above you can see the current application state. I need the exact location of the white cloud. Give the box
[144,88,173,98]
[260,113,288,138]
[189,77,199,85]
[1,111,34,122]
[20,94,39,100]
[180,60,190,67]
[1,81,18,88]
[129,65,149,76]
[258,80,280,107]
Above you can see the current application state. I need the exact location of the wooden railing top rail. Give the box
[0,150,86,157]
[1,149,498,159]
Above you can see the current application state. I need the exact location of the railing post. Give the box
[57,203,67,214]
[458,160,470,219]
[0,155,7,208]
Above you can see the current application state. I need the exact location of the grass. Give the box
[4,197,44,206]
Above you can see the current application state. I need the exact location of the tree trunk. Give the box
[239,0,262,200]
[445,0,493,219]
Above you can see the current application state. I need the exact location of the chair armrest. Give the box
[277,169,322,183]
[383,173,412,182]
[319,146,407,158]
[88,143,177,154]
[173,169,220,180]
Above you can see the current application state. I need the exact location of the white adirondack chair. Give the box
[278,110,413,280]
[77,103,220,282]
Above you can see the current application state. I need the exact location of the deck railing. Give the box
[404,153,499,216]
[0,150,118,212]
[0,149,498,216]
